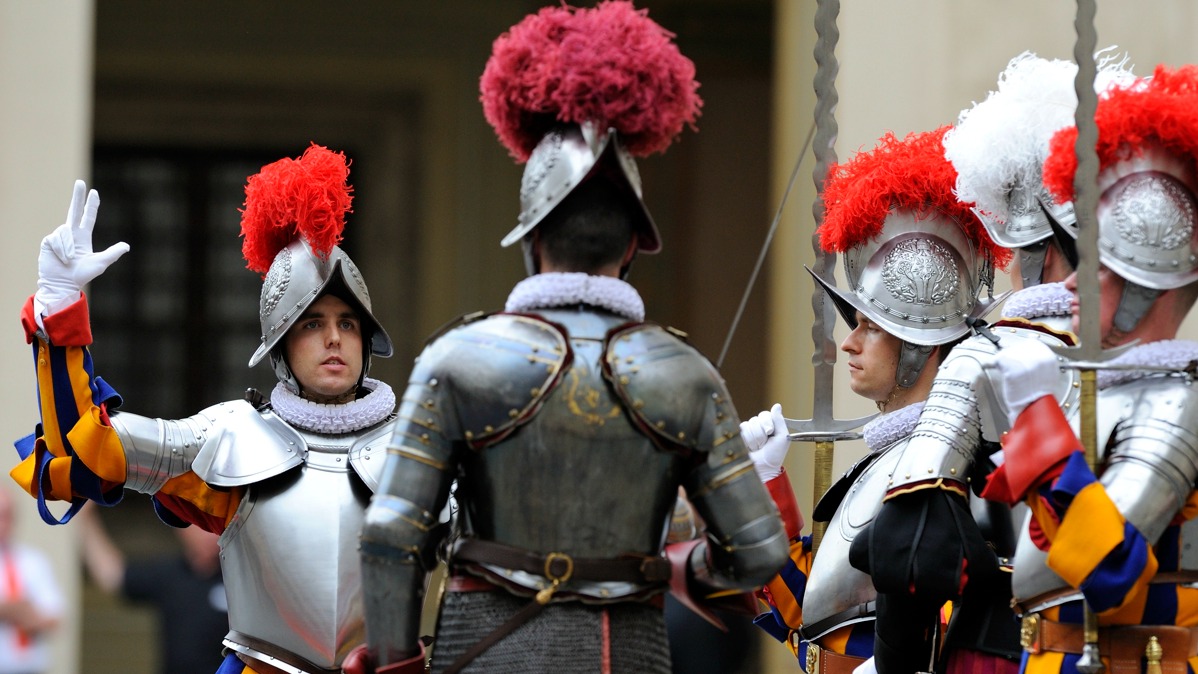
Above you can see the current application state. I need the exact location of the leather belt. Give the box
[805,641,867,674]
[451,538,671,584]
[1020,614,1198,674]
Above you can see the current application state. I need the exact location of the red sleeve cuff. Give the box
[23,293,92,346]
[765,468,804,540]
[981,395,1077,504]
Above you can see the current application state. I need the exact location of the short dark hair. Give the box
[535,174,636,274]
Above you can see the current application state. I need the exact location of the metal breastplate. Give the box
[802,440,906,636]
[1012,375,1198,611]
[221,423,387,672]
[456,307,687,600]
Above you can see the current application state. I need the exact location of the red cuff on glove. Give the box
[22,293,91,346]
[765,468,804,540]
[981,396,1077,504]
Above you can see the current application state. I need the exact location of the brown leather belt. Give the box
[805,642,866,674]
[1021,614,1198,674]
[451,538,671,584]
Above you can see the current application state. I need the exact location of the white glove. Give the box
[34,180,130,330]
[740,403,790,482]
[853,657,877,674]
[996,339,1061,427]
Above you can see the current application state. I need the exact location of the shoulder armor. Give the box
[191,400,306,487]
[413,313,570,449]
[347,420,395,492]
[604,323,740,454]
[887,327,1078,494]
[1101,376,1198,542]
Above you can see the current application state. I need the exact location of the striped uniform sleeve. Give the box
[989,398,1159,614]
[12,294,242,533]
[11,295,126,522]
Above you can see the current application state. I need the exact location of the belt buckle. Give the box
[1020,613,1041,654]
[805,640,820,674]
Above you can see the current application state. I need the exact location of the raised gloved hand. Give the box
[994,339,1060,427]
[739,403,790,482]
[34,180,130,330]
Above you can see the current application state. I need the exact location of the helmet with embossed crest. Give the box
[1044,64,1198,331]
[808,127,1009,387]
[240,143,392,389]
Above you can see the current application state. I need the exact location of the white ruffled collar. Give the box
[1001,282,1073,320]
[862,401,926,451]
[1097,340,1198,389]
[270,377,396,434]
[504,272,645,321]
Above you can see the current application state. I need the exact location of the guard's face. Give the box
[840,311,902,403]
[1065,264,1124,345]
[283,294,364,403]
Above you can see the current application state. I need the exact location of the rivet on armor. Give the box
[1064,403,1071,409]
[727,449,735,457]
[677,432,686,440]
[465,431,474,440]
[527,355,537,363]
[531,387,541,396]
[950,468,956,475]
[631,366,640,374]
[600,589,610,598]
[420,434,429,443]
[546,364,556,374]
[484,425,494,433]
[620,375,630,385]
[927,468,933,474]
[429,378,439,387]
[509,409,519,418]
[656,421,666,429]
[336,457,342,462]
[905,474,910,479]
[626,356,635,364]
[634,400,644,409]
[1073,381,1080,388]
[531,346,539,353]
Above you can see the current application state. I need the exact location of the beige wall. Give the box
[0,4,93,673]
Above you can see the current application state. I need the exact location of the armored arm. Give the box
[360,337,461,666]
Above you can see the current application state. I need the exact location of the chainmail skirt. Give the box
[429,590,672,673]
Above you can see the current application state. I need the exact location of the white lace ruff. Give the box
[270,377,396,433]
[504,272,645,321]
[863,402,926,451]
[1097,340,1198,389]
[1001,282,1073,320]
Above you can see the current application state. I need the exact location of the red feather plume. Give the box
[240,143,353,276]
[1044,64,1198,203]
[820,126,1011,269]
[480,0,702,162]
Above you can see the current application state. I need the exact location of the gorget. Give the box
[504,272,645,321]
[998,282,1075,335]
[270,377,395,433]
[802,403,923,637]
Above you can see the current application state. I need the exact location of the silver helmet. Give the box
[1097,143,1198,291]
[1095,143,1198,332]
[809,210,998,387]
[503,121,660,255]
[812,210,997,346]
[944,51,1135,286]
[249,238,393,387]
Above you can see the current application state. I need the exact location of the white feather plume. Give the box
[944,49,1136,223]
